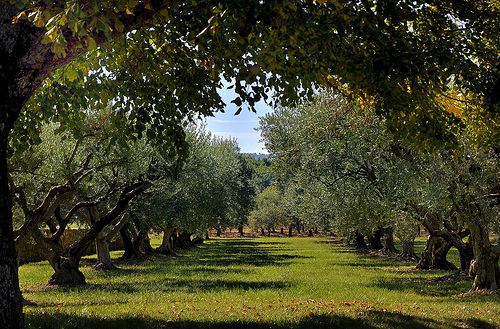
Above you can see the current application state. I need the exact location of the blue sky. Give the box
[203,87,273,154]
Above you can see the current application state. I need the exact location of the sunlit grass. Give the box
[20,236,500,328]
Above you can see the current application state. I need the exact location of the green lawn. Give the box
[19,236,500,328]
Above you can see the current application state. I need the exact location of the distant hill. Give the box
[241,153,270,160]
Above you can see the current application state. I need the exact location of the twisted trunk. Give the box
[416,235,456,270]
[156,226,176,256]
[367,228,383,250]
[48,182,150,285]
[352,231,368,249]
[178,232,195,250]
[93,214,129,270]
[468,221,500,291]
[399,238,419,260]
[381,227,399,253]
[120,223,145,260]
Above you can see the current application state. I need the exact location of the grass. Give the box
[19,236,500,329]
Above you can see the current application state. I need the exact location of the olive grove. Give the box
[2,1,500,328]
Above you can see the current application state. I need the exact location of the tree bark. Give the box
[0,134,24,329]
[135,230,155,255]
[367,228,383,250]
[120,223,145,260]
[156,227,177,256]
[178,232,195,250]
[352,231,368,249]
[468,221,500,291]
[93,214,129,270]
[381,227,399,253]
[399,238,419,260]
[0,4,31,320]
[48,257,86,285]
[172,229,180,250]
[416,235,456,270]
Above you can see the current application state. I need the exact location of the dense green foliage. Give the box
[132,125,255,236]
[243,155,274,193]
[10,113,255,283]
[259,90,500,289]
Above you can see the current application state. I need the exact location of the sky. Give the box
[203,87,273,154]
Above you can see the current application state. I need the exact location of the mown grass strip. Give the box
[20,237,500,328]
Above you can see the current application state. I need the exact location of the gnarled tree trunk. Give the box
[48,257,86,285]
[367,228,383,250]
[381,227,399,253]
[352,231,368,250]
[156,226,176,256]
[468,221,500,291]
[93,214,129,270]
[120,223,145,260]
[178,232,195,250]
[416,235,456,270]
[399,238,419,260]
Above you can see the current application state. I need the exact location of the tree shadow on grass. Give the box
[191,239,310,267]
[33,278,294,301]
[26,239,300,300]
[372,273,472,297]
[25,308,477,329]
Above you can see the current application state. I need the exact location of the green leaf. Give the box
[86,36,97,50]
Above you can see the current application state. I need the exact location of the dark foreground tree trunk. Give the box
[288,226,293,237]
[0,136,24,329]
[0,55,25,326]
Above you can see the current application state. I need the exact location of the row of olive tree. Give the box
[10,110,254,286]
[258,91,500,291]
